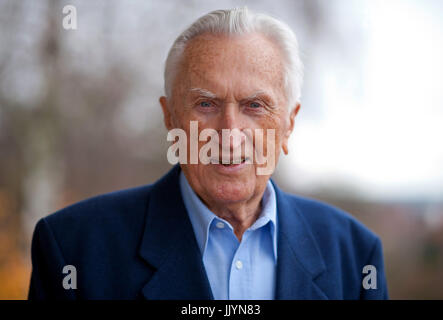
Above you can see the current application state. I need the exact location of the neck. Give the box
[202,192,264,242]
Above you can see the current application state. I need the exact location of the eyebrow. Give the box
[243,90,269,101]
[190,88,271,100]
[189,88,217,99]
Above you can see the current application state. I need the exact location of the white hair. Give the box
[164,7,303,110]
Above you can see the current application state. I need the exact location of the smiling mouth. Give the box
[221,158,246,166]
[213,157,252,166]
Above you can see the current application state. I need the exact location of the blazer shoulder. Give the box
[42,183,155,233]
[279,192,388,299]
[283,192,380,249]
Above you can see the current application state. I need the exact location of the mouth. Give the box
[209,157,251,173]
[221,158,248,167]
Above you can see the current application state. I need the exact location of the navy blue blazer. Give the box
[28,165,388,300]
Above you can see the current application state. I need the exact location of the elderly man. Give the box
[29,8,388,300]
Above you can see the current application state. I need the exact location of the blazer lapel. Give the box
[273,182,329,300]
[138,165,213,300]
[137,165,328,300]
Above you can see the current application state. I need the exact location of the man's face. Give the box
[161,33,298,206]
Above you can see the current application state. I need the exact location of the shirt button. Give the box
[235,260,243,270]
[215,222,225,229]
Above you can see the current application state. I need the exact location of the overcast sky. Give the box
[278,0,443,202]
[2,0,442,203]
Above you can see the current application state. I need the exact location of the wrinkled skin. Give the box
[160,33,300,240]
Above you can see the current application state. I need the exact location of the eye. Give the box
[199,101,212,108]
[249,102,261,109]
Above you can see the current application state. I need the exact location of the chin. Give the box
[205,177,256,204]
[183,164,259,204]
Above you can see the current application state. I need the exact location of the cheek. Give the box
[178,108,213,130]
[255,114,287,147]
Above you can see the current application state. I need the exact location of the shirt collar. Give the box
[179,171,278,262]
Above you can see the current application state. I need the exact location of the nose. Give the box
[218,103,245,151]
[219,103,240,131]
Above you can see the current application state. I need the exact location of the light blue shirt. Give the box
[179,172,278,300]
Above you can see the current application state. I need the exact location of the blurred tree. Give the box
[0,0,441,300]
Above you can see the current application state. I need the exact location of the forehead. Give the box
[176,33,285,98]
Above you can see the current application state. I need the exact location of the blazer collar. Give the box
[273,181,328,299]
[138,165,328,300]
[138,165,213,299]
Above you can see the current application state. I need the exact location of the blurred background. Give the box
[0,0,442,299]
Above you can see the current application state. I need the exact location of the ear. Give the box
[159,96,174,130]
[282,103,301,155]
